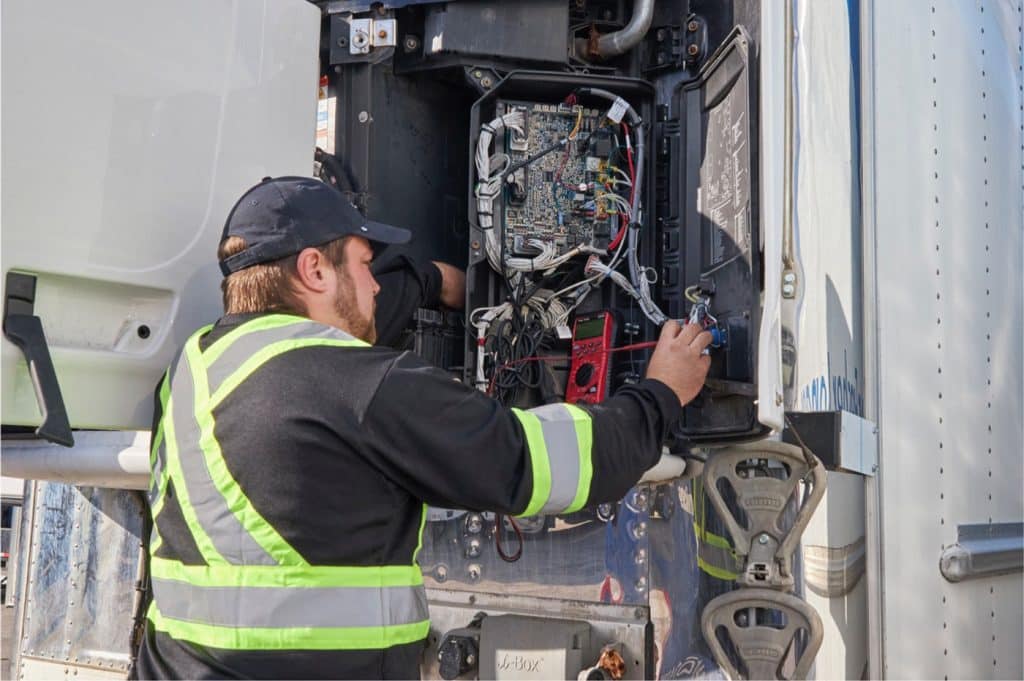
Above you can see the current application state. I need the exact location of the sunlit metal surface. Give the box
[15,482,144,676]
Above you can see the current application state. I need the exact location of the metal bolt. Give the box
[435,565,448,581]
[782,283,796,296]
[688,44,700,56]
[473,69,483,78]
[357,111,370,123]
[783,272,797,284]
[466,654,476,666]
[465,538,482,558]
[378,29,388,39]
[758,533,770,545]
[468,563,481,580]
[404,35,420,51]
[465,513,483,534]
[688,20,699,32]
[480,76,493,88]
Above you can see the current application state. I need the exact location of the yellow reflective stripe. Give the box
[150,556,424,588]
[413,503,427,564]
[200,314,309,367]
[693,522,734,550]
[148,601,430,651]
[184,337,307,567]
[208,337,368,409]
[162,392,225,564]
[697,555,740,581]
[563,404,593,513]
[512,408,552,517]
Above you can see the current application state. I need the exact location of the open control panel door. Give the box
[656,28,771,442]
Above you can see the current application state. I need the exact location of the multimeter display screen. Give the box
[575,317,606,340]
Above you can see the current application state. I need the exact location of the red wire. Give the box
[607,122,636,252]
[485,339,659,393]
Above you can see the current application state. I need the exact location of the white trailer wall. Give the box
[863,1,1024,678]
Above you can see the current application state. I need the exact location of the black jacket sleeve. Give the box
[372,253,443,347]
[359,351,681,513]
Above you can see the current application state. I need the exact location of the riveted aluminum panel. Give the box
[867,1,1024,678]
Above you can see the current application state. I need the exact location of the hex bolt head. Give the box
[782,283,796,296]
[758,533,770,545]
[357,111,370,123]
[688,44,700,56]
[688,20,699,32]
[783,272,797,284]
[473,69,483,78]
[465,513,484,534]
[480,76,494,88]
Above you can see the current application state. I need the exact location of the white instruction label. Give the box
[607,97,628,123]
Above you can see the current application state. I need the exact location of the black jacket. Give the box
[134,260,679,680]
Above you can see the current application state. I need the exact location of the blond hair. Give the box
[218,236,348,315]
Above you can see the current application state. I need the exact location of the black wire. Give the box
[494,514,524,562]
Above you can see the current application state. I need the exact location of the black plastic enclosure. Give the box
[465,72,659,400]
[322,5,766,443]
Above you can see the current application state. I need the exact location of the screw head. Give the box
[688,20,699,32]
[782,283,796,296]
[758,533,770,544]
[473,69,483,78]
[357,111,370,123]
[688,44,700,56]
[783,272,797,284]
[480,76,493,88]
[404,35,420,51]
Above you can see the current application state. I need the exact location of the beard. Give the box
[333,268,377,344]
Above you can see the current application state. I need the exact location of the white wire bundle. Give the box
[475,110,525,272]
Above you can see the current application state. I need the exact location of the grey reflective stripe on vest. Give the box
[529,404,585,514]
[167,351,277,566]
[151,578,429,629]
[150,438,166,502]
[204,320,354,396]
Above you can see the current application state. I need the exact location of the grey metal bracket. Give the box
[701,441,826,590]
[701,588,824,680]
[940,522,1023,583]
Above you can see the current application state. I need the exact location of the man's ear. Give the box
[294,248,332,294]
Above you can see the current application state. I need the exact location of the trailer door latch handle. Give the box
[3,272,74,447]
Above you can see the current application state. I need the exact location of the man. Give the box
[133,176,711,680]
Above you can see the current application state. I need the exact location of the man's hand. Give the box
[644,320,712,405]
[432,261,466,310]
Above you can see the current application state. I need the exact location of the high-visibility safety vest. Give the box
[145,314,596,652]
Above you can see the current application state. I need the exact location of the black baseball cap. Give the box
[218,176,411,275]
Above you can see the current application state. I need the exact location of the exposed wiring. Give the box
[494,514,524,562]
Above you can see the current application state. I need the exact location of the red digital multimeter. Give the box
[566,311,615,404]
